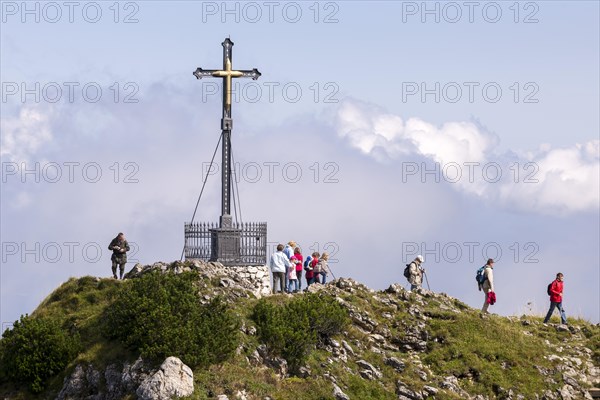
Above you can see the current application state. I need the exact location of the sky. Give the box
[1,0,599,329]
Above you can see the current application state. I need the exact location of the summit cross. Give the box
[193,38,261,226]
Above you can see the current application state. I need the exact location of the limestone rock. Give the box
[558,384,577,400]
[57,364,102,400]
[124,260,271,299]
[422,385,438,396]
[333,383,350,400]
[439,376,469,397]
[136,357,193,400]
[257,344,288,377]
[342,340,356,356]
[396,380,423,400]
[384,356,406,372]
[356,360,382,380]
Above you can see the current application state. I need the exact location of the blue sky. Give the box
[1,1,599,327]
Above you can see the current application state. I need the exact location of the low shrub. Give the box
[252,293,349,373]
[0,315,80,393]
[103,271,240,368]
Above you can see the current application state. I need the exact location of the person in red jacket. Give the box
[543,272,567,325]
[305,252,319,289]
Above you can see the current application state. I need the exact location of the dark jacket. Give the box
[109,237,130,262]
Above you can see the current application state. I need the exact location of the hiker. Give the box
[287,257,298,293]
[407,255,425,291]
[543,273,567,325]
[269,244,291,294]
[479,258,496,314]
[108,232,130,279]
[304,252,319,288]
[291,247,304,292]
[283,241,296,260]
[316,252,330,284]
[283,241,296,292]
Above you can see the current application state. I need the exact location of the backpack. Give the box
[475,266,487,285]
[547,282,553,296]
[303,256,313,271]
[403,263,412,280]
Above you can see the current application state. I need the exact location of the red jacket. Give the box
[549,279,563,303]
[305,258,318,279]
[292,254,303,272]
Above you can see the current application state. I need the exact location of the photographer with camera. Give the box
[108,232,130,279]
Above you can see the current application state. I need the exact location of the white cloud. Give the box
[333,98,599,215]
[503,141,600,213]
[1,106,54,162]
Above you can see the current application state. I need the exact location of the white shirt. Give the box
[269,251,291,273]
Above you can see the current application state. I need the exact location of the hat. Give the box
[416,255,424,262]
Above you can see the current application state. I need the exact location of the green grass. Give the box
[2,273,599,399]
[422,310,562,397]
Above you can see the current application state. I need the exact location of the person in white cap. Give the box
[408,255,426,291]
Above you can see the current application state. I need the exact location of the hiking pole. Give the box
[423,271,431,291]
[329,266,337,281]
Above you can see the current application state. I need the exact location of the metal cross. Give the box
[193,38,261,225]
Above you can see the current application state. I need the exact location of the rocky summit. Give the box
[0,260,598,400]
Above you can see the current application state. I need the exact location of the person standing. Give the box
[291,247,304,292]
[317,252,330,284]
[305,252,319,288]
[108,232,130,279]
[283,241,296,292]
[543,273,567,325]
[287,259,298,293]
[480,259,496,314]
[269,244,291,294]
[408,255,425,291]
[283,241,296,260]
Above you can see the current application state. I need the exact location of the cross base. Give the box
[210,214,242,264]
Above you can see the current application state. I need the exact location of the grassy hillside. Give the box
[1,262,598,399]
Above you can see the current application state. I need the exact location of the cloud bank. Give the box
[333,98,599,215]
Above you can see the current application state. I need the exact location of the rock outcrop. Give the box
[125,260,271,298]
[57,356,191,400]
[136,357,194,400]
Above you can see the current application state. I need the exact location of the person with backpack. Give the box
[478,259,496,314]
[304,252,319,288]
[406,255,425,291]
[108,232,130,279]
[543,273,567,325]
[316,253,330,284]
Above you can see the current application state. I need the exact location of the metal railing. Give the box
[184,222,267,266]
